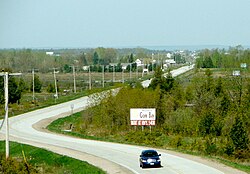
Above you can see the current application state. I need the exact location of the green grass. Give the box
[0,141,106,174]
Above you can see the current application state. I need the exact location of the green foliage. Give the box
[8,77,22,104]
[18,78,29,92]
[47,83,59,93]
[204,136,217,155]
[169,135,183,148]
[63,64,71,73]
[196,46,250,69]
[0,77,4,103]
[31,74,42,93]
[199,113,215,136]
[0,154,38,174]
[128,53,134,63]
[93,51,99,65]
[230,116,249,151]
[149,67,175,92]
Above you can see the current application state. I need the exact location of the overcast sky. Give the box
[1,0,250,49]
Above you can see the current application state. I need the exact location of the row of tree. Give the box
[0,47,186,73]
[196,45,250,70]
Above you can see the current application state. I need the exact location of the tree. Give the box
[8,77,22,104]
[31,75,42,93]
[230,116,249,150]
[149,67,174,92]
[63,64,71,73]
[203,56,214,68]
[0,77,4,104]
[79,52,88,66]
[93,52,99,65]
[0,77,22,104]
[128,53,134,63]
[18,78,28,92]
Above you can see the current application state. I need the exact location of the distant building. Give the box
[165,59,176,64]
[82,66,89,71]
[121,63,130,70]
[46,51,54,56]
[166,53,172,59]
[135,59,142,67]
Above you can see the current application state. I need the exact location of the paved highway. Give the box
[0,65,226,174]
[141,64,194,88]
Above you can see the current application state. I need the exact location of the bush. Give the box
[204,137,217,155]
[0,154,38,174]
[169,135,183,149]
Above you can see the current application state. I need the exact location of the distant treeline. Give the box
[196,45,250,70]
[0,47,189,73]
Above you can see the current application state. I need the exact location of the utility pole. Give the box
[130,63,132,79]
[30,68,38,102]
[113,65,115,83]
[122,68,124,83]
[136,64,138,79]
[0,72,21,159]
[70,65,76,93]
[89,66,91,90]
[3,73,9,159]
[52,68,58,99]
[32,69,35,101]
[102,65,105,88]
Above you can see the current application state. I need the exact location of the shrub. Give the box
[169,135,183,149]
[0,154,38,174]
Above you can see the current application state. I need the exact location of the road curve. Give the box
[0,65,229,174]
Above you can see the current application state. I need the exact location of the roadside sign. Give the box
[232,70,240,76]
[241,63,247,68]
[130,108,156,126]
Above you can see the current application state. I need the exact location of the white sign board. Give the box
[232,70,240,76]
[130,108,156,126]
[241,63,247,68]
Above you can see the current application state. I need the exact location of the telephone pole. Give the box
[30,68,38,102]
[70,65,77,93]
[52,68,58,99]
[89,66,91,90]
[0,71,21,159]
[113,65,115,82]
[102,65,105,88]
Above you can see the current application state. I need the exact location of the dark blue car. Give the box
[139,150,161,168]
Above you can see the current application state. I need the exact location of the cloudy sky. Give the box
[1,0,250,48]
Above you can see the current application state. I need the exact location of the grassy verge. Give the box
[3,84,122,117]
[0,141,106,174]
[47,112,250,174]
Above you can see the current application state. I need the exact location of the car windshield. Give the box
[143,151,158,157]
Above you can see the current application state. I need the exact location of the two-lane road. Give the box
[0,65,231,174]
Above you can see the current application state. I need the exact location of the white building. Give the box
[135,59,142,67]
[165,59,176,64]
[46,51,54,56]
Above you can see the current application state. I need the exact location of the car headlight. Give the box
[142,160,147,162]
[157,159,161,162]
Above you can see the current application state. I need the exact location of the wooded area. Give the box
[77,47,250,162]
